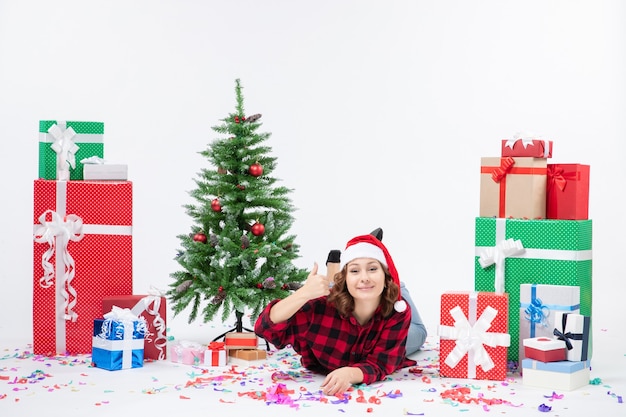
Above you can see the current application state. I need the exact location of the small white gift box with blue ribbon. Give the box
[92,306,147,371]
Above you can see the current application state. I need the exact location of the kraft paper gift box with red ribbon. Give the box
[552,312,591,362]
[229,348,267,361]
[102,293,167,360]
[522,358,591,391]
[92,307,146,371]
[169,340,205,366]
[522,337,567,362]
[501,136,553,158]
[474,216,592,361]
[224,332,259,350]
[38,120,104,181]
[518,283,580,361]
[204,341,227,367]
[479,156,547,219]
[438,291,510,381]
[32,179,133,355]
[547,163,590,220]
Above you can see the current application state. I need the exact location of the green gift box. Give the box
[38,120,104,180]
[474,217,592,361]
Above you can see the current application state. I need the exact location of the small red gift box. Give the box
[479,156,547,219]
[224,332,258,349]
[33,179,133,355]
[501,138,553,158]
[102,294,167,360]
[546,163,590,220]
[439,291,510,381]
[523,337,567,362]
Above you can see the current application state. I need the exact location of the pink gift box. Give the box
[523,337,567,362]
[439,291,510,381]
[170,341,205,365]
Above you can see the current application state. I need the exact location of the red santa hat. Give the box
[339,234,407,313]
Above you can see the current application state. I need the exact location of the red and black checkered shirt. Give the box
[255,297,417,384]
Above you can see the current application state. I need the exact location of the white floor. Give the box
[1,315,624,417]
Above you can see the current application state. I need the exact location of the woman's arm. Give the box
[269,262,330,323]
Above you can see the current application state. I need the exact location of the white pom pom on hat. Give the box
[339,234,407,313]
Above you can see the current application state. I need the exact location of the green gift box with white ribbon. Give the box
[474,217,592,361]
[38,120,104,180]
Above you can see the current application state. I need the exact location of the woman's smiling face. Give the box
[344,258,386,302]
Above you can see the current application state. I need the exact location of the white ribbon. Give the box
[33,209,84,321]
[130,287,168,360]
[80,156,106,165]
[478,238,525,294]
[439,299,510,378]
[48,121,79,180]
[504,132,550,157]
[99,307,146,369]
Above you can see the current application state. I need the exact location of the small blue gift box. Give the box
[92,316,146,371]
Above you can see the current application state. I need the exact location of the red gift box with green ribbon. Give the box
[32,179,133,355]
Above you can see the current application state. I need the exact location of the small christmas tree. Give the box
[168,79,308,336]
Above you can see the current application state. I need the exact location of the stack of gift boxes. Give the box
[33,120,167,370]
[169,332,267,367]
[32,120,265,371]
[438,134,592,391]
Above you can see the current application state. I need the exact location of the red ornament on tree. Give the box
[193,232,207,244]
[251,222,265,236]
[236,184,246,190]
[249,162,263,177]
[211,198,222,212]
[256,283,263,289]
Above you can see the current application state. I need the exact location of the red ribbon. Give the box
[208,341,225,350]
[491,157,515,183]
[547,165,580,192]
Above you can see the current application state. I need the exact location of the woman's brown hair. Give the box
[327,261,400,318]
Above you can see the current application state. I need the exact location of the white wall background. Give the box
[1,1,624,341]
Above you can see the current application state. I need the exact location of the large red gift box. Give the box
[546,163,590,220]
[102,294,167,360]
[439,291,510,381]
[33,179,133,355]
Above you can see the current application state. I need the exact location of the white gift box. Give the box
[522,359,590,391]
[519,284,580,360]
[84,163,128,180]
[553,312,591,361]
[204,346,227,367]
